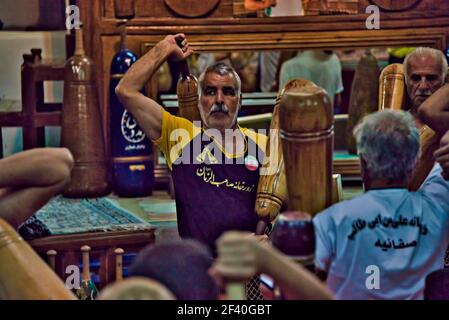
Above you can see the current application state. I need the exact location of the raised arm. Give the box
[435,130,449,179]
[115,34,193,141]
[418,83,449,135]
[215,231,334,300]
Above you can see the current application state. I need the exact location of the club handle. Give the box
[226,282,246,300]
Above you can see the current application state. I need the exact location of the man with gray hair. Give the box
[401,47,448,190]
[313,110,449,299]
[115,34,269,299]
[404,47,448,117]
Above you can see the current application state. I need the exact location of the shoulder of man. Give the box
[419,163,449,192]
[314,192,372,226]
[415,163,449,221]
[153,111,201,168]
[158,110,201,139]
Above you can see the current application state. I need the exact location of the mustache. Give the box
[209,103,229,115]
[416,89,432,97]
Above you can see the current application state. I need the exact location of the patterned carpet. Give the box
[18,191,176,239]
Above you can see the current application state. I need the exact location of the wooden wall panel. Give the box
[104,0,115,18]
[103,0,234,19]
[359,0,449,14]
[91,0,449,21]
[135,0,168,18]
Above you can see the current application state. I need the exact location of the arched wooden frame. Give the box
[96,27,446,179]
[88,0,449,176]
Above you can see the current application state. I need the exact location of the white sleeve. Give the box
[333,56,344,94]
[313,209,336,273]
[419,163,449,215]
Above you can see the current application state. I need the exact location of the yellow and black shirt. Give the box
[154,111,267,253]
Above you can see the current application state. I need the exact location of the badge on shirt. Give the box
[244,155,259,171]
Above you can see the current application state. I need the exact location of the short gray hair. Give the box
[403,47,448,85]
[353,110,420,182]
[198,62,242,96]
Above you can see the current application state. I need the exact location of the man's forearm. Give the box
[114,35,190,141]
[118,41,172,94]
[261,248,334,300]
[418,84,449,135]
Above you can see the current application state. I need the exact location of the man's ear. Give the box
[359,155,371,189]
[359,156,367,175]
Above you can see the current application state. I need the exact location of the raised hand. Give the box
[163,33,193,62]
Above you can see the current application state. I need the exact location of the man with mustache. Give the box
[116,34,269,299]
[405,48,448,119]
[402,47,448,189]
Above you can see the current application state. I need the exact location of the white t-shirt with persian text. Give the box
[313,164,449,299]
